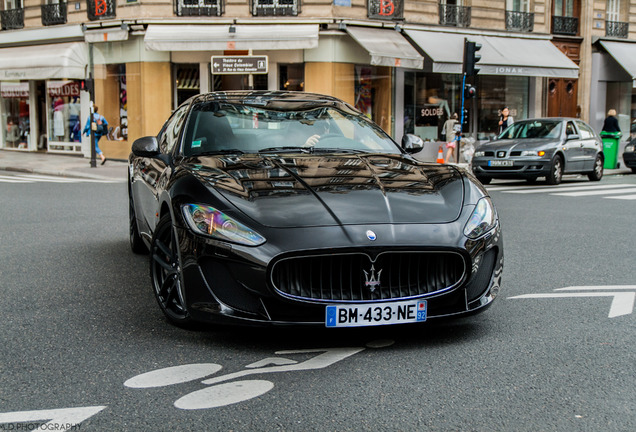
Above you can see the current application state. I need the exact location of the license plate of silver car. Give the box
[325,300,427,328]
[488,160,514,167]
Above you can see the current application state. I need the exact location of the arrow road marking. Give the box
[508,286,636,318]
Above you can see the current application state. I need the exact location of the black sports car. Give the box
[128,91,503,328]
[472,118,604,185]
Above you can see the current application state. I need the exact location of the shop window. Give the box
[355,66,393,135]
[86,0,116,21]
[279,64,304,91]
[175,64,200,106]
[477,76,529,140]
[403,72,462,142]
[41,0,67,26]
[1,0,24,30]
[250,0,299,17]
[1,82,30,149]
[47,80,82,152]
[174,0,223,17]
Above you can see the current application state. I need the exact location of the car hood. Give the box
[479,138,560,151]
[182,153,465,228]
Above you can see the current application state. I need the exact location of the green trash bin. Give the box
[600,131,622,169]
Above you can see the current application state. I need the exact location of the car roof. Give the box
[515,117,586,123]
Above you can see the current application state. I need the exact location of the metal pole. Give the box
[88,43,96,168]
[458,73,466,163]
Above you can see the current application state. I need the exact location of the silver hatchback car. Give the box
[471,118,604,185]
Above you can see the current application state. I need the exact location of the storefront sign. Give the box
[211,56,268,74]
[368,0,404,20]
[1,83,29,98]
[86,0,116,21]
[47,81,81,98]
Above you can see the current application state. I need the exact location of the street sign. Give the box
[211,56,268,75]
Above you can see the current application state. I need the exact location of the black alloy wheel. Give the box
[546,155,563,185]
[476,175,491,185]
[129,189,148,254]
[150,214,192,326]
[588,154,604,181]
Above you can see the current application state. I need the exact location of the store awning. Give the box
[0,42,87,80]
[144,24,319,51]
[404,30,578,78]
[346,26,423,69]
[598,40,636,79]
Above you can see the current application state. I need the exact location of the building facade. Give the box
[0,0,635,159]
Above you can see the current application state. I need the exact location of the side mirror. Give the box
[132,136,160,157]
[401,134,424,154]
[566,133,580,141]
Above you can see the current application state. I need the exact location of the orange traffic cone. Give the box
[436,145,445,164]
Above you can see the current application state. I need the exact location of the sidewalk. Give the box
[0,149,128,181]
[0,148,632,181]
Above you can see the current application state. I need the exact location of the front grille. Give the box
[271,251,466,302]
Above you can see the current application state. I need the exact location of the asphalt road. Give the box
[0,171,634,431]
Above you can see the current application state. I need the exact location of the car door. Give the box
[562,120,584,172]
[575,120,602,170]
[133,105,189,233]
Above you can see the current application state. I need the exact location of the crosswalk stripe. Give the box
[552,187,636,197]
[605,194,636,200]
[492,184,635,194]
[0,174,121,184]
[485,182,612,192]
[14,174,82,183]
[0,175,35,183]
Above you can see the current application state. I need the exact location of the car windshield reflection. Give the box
[182,102,401,157]
[499,120,563,140]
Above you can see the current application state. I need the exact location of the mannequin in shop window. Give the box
[5,119,19,147]
[52,97,66,142]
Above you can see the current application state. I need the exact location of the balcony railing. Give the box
[0,7,24,30]
[552,15,578,36]
[439,4,471,27]
[606,20,629,38]
[174,0,223,17]
[42,2,68,26]
[250,0,299,17]
[506,10,534,32]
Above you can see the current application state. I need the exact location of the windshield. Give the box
[499,120,563,140]
[182,101,400,156]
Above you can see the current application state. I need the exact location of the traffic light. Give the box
[463,39,482,76]
[81,78,94,95]
[464,84,477,99]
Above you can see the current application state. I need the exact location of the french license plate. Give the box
[488,160,514,167]
[325,300,427,328]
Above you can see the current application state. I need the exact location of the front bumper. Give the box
[623,151,636,168]
[472,157,551,179]
[177,221,504,327]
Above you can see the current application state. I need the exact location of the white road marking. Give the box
[174,380,275,410]
[124,363,223,388]
[553,187,636,197]
[494,184,635,194]
[606,194,636,200]
[0,406,106,431]
[509,286,636,318]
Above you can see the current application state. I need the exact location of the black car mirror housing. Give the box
[401,134,424,153]
[132,136,161,157]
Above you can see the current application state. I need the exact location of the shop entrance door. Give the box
[36,81,47,150]
[547,78,578,118]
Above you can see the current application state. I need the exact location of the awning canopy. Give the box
[144,24,319,51]
[346,26,423,69]
[0,42,87,80]
[405,30,578,78]
[598,40,636,79]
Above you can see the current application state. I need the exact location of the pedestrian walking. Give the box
[498,107,514,134]
[442,113,459,163]
[83,105,108,165]
[602,109,621,132]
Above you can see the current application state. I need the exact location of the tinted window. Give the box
[158,105,188,154]
[575,121,595,139]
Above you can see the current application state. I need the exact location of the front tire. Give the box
[546,155,563,185]
[587,154,604,181]
[150,214,193,327]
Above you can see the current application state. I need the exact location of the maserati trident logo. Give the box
[364,265,383,293]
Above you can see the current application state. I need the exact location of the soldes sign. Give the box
[47,82,80,98]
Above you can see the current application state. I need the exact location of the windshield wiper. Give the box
[311,148,369,154]
[259,146,313,154]
[197,149,244,155]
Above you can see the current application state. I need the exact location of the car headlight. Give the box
[464,197,497,239]
[625,144,635,153]
[521,150,546,157]
[474,151,485,158]
[181,204,266,246]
